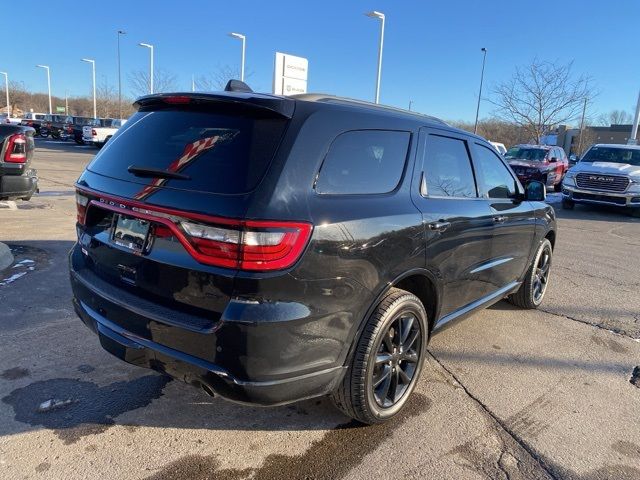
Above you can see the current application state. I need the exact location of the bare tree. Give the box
[597,109,633,126]
[490,60,594,144]
[128,68,178,97]
[195,65,248,91]
[449,117,530,148]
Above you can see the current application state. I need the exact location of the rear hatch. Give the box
[72,93,302,358]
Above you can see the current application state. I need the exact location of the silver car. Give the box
[561,144,640,217]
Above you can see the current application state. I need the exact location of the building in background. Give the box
[557,124,638,155]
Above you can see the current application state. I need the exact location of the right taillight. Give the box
[91,129,97,136]
[4,134,27,163]
[179,219,312,270]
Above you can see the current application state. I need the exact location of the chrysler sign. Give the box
[273,52,308,96]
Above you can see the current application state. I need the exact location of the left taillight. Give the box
[75,192,89,225]
[3,134,28,163]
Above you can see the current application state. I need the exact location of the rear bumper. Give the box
[68,245,352,406]
[73,298,344,405]
[0,169,38,199]
[562,184,640,208]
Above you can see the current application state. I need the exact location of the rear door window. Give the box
[315,130,410,194]
[87,109,288,194]
[422,134,477,198]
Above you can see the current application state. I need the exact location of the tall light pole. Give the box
[630,89,640,145]
[117,30,126,119]
[82,58,97,118]
[0,72,9,118]
[474,47,487,134]
[365,11,385,104]
[228,33,246,81]
[139,42,154,94]
[36,65,52,114]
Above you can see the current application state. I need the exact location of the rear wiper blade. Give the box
[127,165,191,180]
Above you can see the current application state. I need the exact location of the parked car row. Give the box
[19,114,126,145]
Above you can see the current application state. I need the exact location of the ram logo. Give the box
[588,175,613,182]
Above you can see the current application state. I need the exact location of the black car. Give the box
[20,112,47,136]
[70,87,556,424]
[63,116,95,144]
[40,114,68,138]
[0,124,38,200]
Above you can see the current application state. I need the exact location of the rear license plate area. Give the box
[112,214,150,253]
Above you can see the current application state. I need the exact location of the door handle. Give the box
[428,220,451,232]
[493,215,507,224]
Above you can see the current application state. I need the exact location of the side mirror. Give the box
[549,157,557,163]
[525,180,546,202]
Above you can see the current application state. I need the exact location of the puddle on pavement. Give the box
[146,394,431,480]
[2,375,171,444]
[1,367,31,380]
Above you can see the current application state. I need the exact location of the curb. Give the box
[0,242,14,271]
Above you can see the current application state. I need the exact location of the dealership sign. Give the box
[273,52,308,96]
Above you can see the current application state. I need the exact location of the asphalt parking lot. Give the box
[1,140,639,480]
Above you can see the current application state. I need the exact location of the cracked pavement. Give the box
[1,141,639,479]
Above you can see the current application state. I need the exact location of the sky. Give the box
[1,0,639,123]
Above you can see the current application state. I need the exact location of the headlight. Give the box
[563,176,576,187]
[565,170,576,179]
[628,180,640,193]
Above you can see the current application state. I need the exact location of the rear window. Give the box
[87,109,287,194]
[315,130,410,194]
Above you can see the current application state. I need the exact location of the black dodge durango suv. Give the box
[70,88,556,424]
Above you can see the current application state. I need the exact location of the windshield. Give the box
[505,147,548,161]
[581,146,640,166]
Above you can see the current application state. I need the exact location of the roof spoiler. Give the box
[134,89,295,119]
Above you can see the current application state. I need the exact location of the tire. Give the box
[332,288,428,424]
[554,178,563,192]
[630,208,640,218]
[508,239,553,309]
[562,198,574,210]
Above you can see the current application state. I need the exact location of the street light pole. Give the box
[0,72,9,118]
[228,33,246,81]
[630,89,640,145]
[365,11,385,104]
[36,65,52,114]
[139,42,154,94]
[117,30,126,119]
[82,59,97,118]
[474,48,487,134]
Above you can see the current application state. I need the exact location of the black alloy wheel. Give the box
[332,288,428,424]
[508,238,553,309]
[371,313,421,408]
[532,244,551,303]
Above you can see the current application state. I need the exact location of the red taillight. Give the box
[91,129,97,136]
[76,192,88,225]
[77,189,312,271]
[163,96,191,104]
[4,134,28,163]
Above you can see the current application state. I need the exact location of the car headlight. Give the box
[628,179,640,193]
